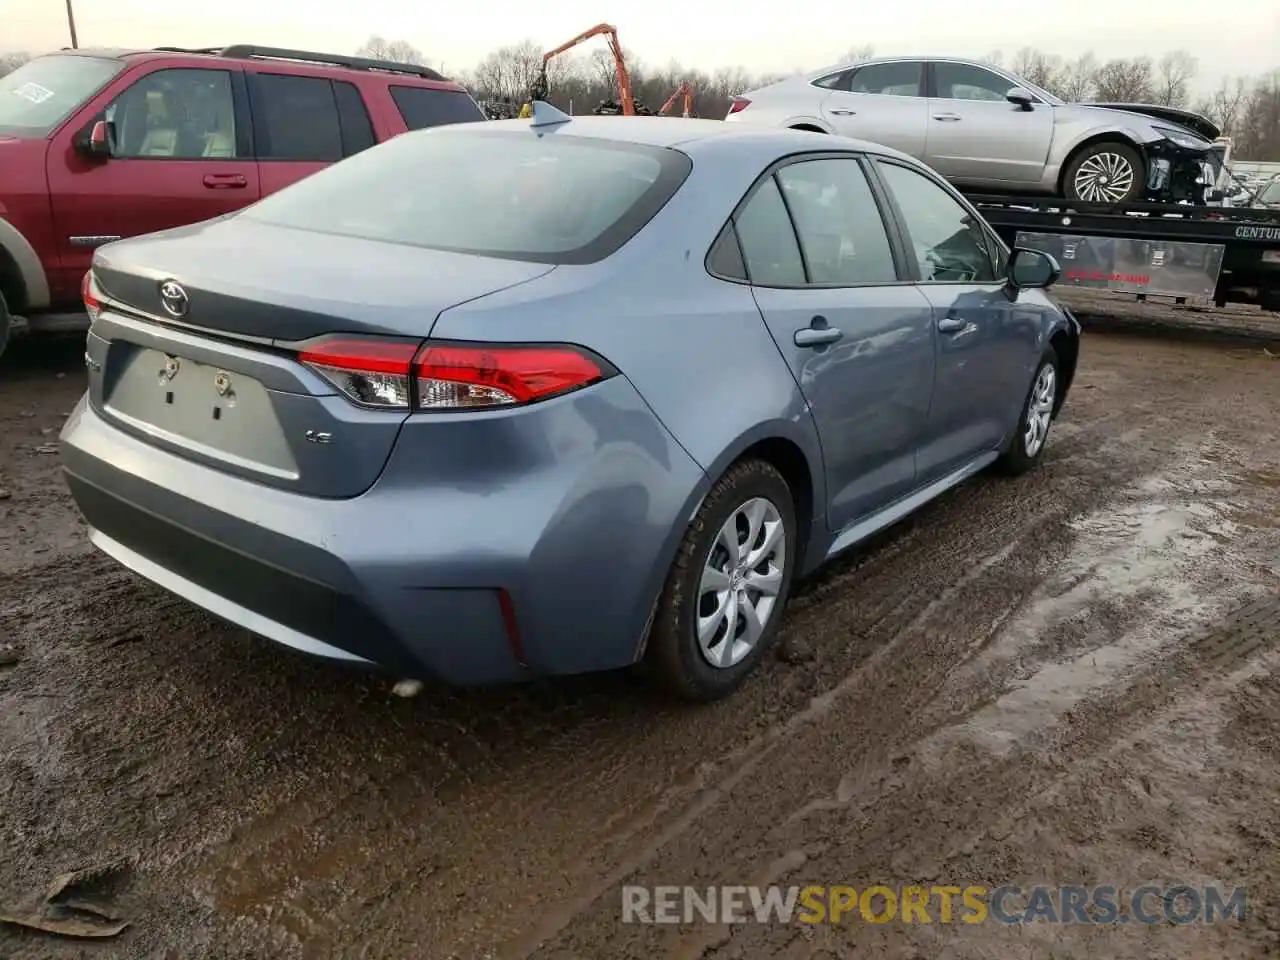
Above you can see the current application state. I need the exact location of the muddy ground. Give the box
[1,295,1279,959]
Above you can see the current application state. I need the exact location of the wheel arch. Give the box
[0,218,51,313]
[1048,324,1080,416]
[632,424,827,663]
[1056,131,1147,197]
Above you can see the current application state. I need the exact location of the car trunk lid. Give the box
[85,218,556,498]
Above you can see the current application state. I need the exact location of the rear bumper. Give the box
[59,378,706,685]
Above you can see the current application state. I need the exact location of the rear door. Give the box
[819,60,928,157]
[246,71,376,197]
[46,64,260,302]
[724,153,936,533]
[387,84,486,130]
[871,157,1037,482]
[924,61,1054,184]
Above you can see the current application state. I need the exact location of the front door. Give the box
[733,154,936,533]
[872,158,1040,482]
[923,61,1055,184]
[46,66,259,304]
[819,60,928,158]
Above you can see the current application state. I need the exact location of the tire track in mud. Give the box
[527,440,1280,960]
[4,335,1280,960]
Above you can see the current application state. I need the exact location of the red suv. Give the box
[0,44,485,355]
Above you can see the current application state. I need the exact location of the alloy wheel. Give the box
[1023,363,1057,457]
[696,497,787,668]
[1073,152,1135,203]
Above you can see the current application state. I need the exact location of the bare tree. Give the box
[1092,57,1154,102]
[1059,53,1098,102]
[832,44,874,65]
[979,50,1004,68]
[0,51,31,77]
[1236,70,1280,160]
[1010,47,1065,95]
[355,36,430,66]
[1153,50,1197,107]
[1195,76,1250,138]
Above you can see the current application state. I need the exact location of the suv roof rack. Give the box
[213,44,447,81]
[152,46,225,54]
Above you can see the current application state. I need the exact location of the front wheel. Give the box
[996,346,1059,476]
[645,459,797,702]
[1063,141,1143,203]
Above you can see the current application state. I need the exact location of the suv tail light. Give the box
[727,98,750,115]
[82,270,102,322]
[298,336,615,411]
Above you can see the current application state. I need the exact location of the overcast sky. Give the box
[6,0,1279,92]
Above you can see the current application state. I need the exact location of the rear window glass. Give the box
[389,86,484,129]
[240,127,692,264]
[0,55,125,137]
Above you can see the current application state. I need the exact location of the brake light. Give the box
[298,337,419,409]
[297,336,613,411]
[727,98,750,115]
[414,342,608,409]
[82,271,102,322]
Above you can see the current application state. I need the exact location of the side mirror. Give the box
[1007,247,1060,290]
[1005,87,1035,111]
[81,119,115,159]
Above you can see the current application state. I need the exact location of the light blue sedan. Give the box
[61,102,1080,703]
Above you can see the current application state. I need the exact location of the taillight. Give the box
[298,337,419,409]
[82,270,102,322]
[297,336,613,411]
[727,98,750,115]
[414,342,608,409]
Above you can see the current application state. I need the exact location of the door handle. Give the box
[829,109,857,116]
[937,316,968,333]
[932,113,962,121]
[794,316,843,347]
[202,173,248,189]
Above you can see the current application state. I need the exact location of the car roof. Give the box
[475,114,920,164]
[41,46,466,89]
[808,54,1013,77]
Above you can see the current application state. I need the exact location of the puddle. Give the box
[925,455,1270,759]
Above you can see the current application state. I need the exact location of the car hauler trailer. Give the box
[966,193,1280,313]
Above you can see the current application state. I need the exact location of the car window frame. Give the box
[842,60,925,99]
[924,60,1045,105]
[90,65,252,162]
[245,70,349,163]
[704,150,914,290]
[866,155,1010,285]
[387,84,486,129]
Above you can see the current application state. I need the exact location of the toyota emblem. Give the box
[159,279,189,318]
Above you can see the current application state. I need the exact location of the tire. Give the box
[0,290,9,363]
[996,345,1060,476]
[645,459,798,702]
[1063,141,1144,203]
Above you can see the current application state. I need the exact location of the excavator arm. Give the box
[658,82,694,118]
[530,22,635,116]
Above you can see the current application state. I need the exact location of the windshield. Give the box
[1260,181,1280,204]
[241,126,692,264]
[0,54,125,137]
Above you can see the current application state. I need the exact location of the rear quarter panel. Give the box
[428,135,827,659]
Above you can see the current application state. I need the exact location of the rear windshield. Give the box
[0,54,125,137]
[240,127,692,264]
[389,86,485,129]
[1260,180,1280,205]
